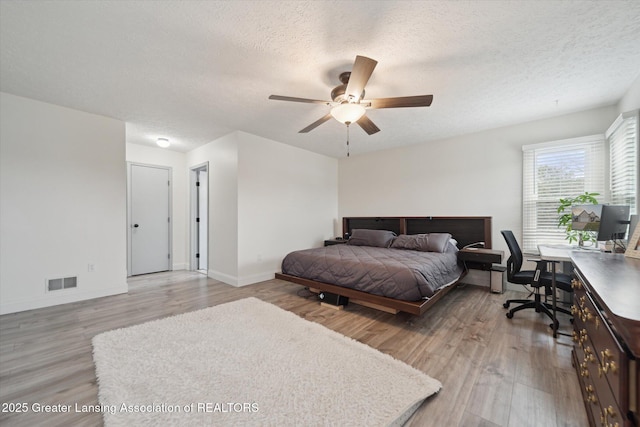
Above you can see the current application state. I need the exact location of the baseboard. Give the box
[208,270,238,286]
[207,270,275,287]
[172,262,188,271]
[237,272,275,287]
[0,283,128,315]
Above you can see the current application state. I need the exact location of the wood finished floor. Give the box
[0,271,588,427]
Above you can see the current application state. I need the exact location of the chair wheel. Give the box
[506,312,514,319]
[503,302,510,309]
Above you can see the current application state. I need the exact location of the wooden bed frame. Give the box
[275,216,492,316]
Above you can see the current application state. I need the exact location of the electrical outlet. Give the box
[88,264,95,272]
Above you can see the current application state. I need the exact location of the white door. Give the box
[129,164,171,275]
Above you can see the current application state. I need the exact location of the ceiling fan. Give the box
[269,55,433,135]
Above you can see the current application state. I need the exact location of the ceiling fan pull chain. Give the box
[346,122,350,157]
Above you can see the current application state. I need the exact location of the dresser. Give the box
[571,252,640,427]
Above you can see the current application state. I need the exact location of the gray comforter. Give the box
[281,245,463,301]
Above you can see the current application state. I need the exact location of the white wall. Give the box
[237,132,338,285]
[338,105,619,256]
[186,133,239,283]
[187,131,338,286]
[618,73,640,113]
[126,143,188,270]
[0,92,127,314]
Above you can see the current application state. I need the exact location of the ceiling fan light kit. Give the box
[330,103,366,124]
[269,55,433,155]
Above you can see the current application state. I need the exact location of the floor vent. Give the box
[48,276,78,291]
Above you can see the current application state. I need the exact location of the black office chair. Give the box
[501,230,573,328]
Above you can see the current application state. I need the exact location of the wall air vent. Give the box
[47,276,78,291]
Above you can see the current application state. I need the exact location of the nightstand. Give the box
[458,248,503,265]
[324,238,347,246]
[458,248,505,293]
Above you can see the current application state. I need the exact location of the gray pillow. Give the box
[390,233,453,253]
[347,229,397,248]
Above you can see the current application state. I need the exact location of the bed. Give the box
[275,216,492,315]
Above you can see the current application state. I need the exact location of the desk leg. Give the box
[552,262,558,338]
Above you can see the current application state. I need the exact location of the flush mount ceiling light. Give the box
[156,138,170,148]
[330,103,366,124]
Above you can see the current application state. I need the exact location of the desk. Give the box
[538,244,574,338]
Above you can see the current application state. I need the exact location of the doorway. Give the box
[127,163,172,276]
[190,163,209,273]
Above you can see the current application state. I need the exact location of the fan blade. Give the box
[345,56,377,102]
[368,95,433,109]
[356,115,380,135]
[269,95,331,105]
[299,113,333,133]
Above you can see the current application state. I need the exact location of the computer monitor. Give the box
[571,204,602,232]
[597,205,630,241]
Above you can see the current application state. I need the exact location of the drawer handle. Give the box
[601,406,619,427]
[571,304,579,316]
[581,330,589,345]
[584,384,598,404]
[601,360,618,375]
[580,366,589,378]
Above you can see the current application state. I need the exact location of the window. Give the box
[522,135,605,252]
[522,110,639,252]
[607,110,638,218]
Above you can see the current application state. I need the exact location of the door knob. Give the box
[133,224,139,228]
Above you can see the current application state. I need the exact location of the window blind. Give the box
[607,110,638,218]
[522,135,605,252]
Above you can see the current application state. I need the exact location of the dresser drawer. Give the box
[573,349,600,427]
[582,293,627,401]
[593,375,625,427]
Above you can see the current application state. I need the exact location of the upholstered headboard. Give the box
[342,216,492,249]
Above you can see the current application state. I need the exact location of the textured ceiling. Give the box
[1,1,639,158]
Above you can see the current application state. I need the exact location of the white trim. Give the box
[207,269,237,286]
[0,283,128,315]
[207,270,275,287]
[189,162,209,271]
[172,262,188,271]
[237,272,276,287]
[522,134,604,152]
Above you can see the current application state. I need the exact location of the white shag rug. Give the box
[92,297,441,426]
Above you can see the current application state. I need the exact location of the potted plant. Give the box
[557,192,600,246]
